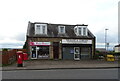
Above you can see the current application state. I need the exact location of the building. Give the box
[26,21,96,60]
[114,44,120,52]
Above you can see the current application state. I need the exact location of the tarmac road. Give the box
[2,68,118,79]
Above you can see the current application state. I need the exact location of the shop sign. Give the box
[30,42,51,46]
[62,39,92,44]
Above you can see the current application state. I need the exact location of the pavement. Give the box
[2,59,120,71]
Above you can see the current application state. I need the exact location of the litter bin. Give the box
[106,55,115,61]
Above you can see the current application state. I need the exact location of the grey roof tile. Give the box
[27,22,95,39]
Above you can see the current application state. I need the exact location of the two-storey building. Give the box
[26,21,96,60]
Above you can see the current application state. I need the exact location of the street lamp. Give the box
[105,28,108,51]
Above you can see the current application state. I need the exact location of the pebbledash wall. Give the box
[26,21,96,60]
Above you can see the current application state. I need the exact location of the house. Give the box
[26,21,96,60]
[114,44,120,52]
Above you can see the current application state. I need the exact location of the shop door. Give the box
[53,42,59,59]
[31,46,37,59]
[74,47,80,60]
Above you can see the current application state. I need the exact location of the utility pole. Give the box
[105,29,108,51]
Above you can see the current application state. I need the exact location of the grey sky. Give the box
[0,0,119,49]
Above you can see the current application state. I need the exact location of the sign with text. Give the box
[62,39,92,44]
[30,42,51,46]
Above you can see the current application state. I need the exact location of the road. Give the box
[2,68,118,79]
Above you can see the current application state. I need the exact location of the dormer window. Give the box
[78,27,82,35]
[35,24,47,35]
[58,26,65,34]
[83,27,87,36]
[74,26,88,36]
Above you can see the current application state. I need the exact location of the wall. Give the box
[2,49,27,65]
[115,47,120,52]
[2,50,16,65]
[27,37,95,60]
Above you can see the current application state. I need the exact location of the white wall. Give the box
[115,47,120,52]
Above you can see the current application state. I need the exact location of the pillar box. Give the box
[17,51,23,67]
[23,53,28,60]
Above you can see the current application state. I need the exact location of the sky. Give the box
[0,0,119,50]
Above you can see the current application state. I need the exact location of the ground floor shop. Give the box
[29,41,62,60]
[62,39,93,60]
[62,44,92,60]
[28,38,95,60]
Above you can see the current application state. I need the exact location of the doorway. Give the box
[31,46,37,59]
[74,47,80,60]
[53,42,59,59]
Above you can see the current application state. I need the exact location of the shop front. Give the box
[62,39,92,60]
[30,42,50,59]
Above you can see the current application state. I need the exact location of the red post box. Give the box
[17,51,23,67]
[23,53,28,60]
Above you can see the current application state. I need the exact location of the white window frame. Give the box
[35,24,47,35]
[58,26,65,34]
[74,27,77,34]
[74,26,88,36]
[78,27,82,36]
[82,27,88,36]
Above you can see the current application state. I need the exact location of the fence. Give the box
[2,49,27,65]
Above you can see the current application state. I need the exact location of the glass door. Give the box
[31,46,37,59]
[74,47,80,60]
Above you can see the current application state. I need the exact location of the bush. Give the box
[2,48,8,51]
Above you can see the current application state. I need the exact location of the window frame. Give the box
[78,27,82,36]
[82,27,87,36]
[74,26,88,36]
[58,26,65,34]
[35,24,47,35]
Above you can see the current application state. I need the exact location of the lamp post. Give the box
[105,28,108,51]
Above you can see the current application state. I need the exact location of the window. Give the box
[74,28,77,33]
[42,25,46,34]
[35,24,47,35]
[58,26,65,33]
[74,26,88,36]
[83,28,86,35]
[37,46,49,58]
[36,25,41,34]
[78,27,82,35]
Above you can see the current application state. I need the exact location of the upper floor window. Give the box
[78,27,82,35]
[58,26,65,34]
[35,24,47,35]
[74,28,77,34]
[83,28,86,36]
[74,26,88,36]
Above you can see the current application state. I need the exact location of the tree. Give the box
[23,41,27,49]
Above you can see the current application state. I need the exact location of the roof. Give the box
[115,44,120,47]
[27,21,95,39]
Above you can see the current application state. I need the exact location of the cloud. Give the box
[0,43,23,48]
[0,0,119,48]
[0,32,26,48]
[11,33,26,41]
[95,28,118,43]
[0,38,24,48]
